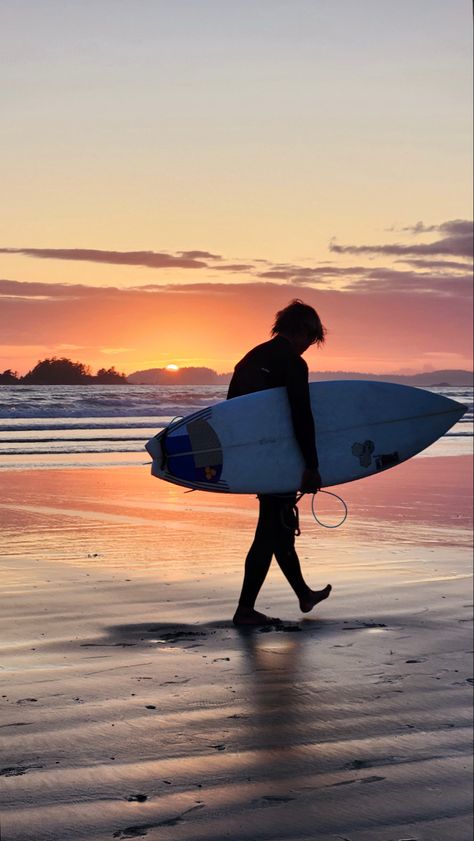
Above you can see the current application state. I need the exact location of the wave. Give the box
[0,446,145,455]
[0,421,166,432]
[0,436,151,444]
[0,385,227,419]
[0,384,471,421]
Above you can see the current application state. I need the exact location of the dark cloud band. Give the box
[0,248,208,270]
[330,219,473,259]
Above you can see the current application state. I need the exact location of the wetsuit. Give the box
[227,335,319,469]
[227,335,319,609]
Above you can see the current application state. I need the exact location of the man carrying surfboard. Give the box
[227,299,332,626]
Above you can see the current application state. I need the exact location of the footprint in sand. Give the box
[251,795,296,806]
[262,795,295,802]
[1,764,43,777]
[113,805,204,837]
[359,775,386,783]
[159,678,191,686]
[1,766,29,777]
[327,775,385,787]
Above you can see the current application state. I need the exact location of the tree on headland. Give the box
[22,357,92,384]
[95,366,127,383]
[0,369,20,384]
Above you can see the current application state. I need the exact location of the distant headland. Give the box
[128,366,473,387]
[1,357,472,387]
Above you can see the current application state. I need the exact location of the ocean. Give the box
[0,384,472,471]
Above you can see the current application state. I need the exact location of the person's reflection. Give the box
[237,628,315,795]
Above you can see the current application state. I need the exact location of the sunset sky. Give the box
[1,0,472,376]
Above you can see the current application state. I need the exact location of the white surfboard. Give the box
[145,381,466,494]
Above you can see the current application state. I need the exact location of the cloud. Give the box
[214,264,255,272]
[135,282,242,295]
[397,258,474,272]
[330,236,472,258]
[330,219,473,259]
[400,219,473,236]
[0,248,208,269]
[55,343,88,351]
[258,265,368,283]
[0,279,120,299]
[256,259,472,294]
[178,250,221,260]
[100,346,135,354]
[0,245,254,277]
[343,268,473,297]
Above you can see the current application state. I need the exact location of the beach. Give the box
[1,453,472,841]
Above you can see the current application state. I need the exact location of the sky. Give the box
[1,0,472,376]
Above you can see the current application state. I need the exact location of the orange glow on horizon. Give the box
[0,280,472,378]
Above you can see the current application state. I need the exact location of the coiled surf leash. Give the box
[296,490,348,529]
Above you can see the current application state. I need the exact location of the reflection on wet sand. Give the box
[239,629,306,753]
[1,456,473,840]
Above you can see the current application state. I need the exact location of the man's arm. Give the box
[285,357,321,491]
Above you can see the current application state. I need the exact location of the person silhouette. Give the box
[227,300,332,626]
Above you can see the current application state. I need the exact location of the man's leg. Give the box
[233,496,331,625]
[233,496,281,625]
[273,496,332,612]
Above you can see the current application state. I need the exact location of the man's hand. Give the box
[300,467,322,494]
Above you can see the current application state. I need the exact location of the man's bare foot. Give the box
[233,607,282,627]
[299,584,332,614]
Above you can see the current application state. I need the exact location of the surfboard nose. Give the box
[439,392,469,412]
[449,399,469,419]
[438,398,469,438]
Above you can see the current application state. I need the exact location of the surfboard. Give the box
[145,381,466,494]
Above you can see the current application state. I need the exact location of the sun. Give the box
[165,364,180,371]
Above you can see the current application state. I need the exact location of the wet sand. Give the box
[1,456,473,841]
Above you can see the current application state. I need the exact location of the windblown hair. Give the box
[271,299,326,346]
